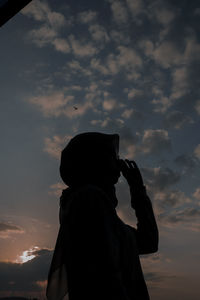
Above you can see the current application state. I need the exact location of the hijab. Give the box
[60,132,120,188]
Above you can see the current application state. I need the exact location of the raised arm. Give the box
[120,160,159,255]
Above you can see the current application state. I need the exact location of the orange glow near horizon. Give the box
[15,246,39,264]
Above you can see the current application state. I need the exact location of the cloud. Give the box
[126,0,144,17]
[159,206,200,231]
[151,187,200,231]
[171,66,188,98]
[152,96,172,114]
[194,144,200,159]
[109,0,129,24]
[0,222,23,233]
[141,129,171,155]
[143,36,200,70]
[28,92,74,117]
[155,7,176,26]
[139,39,154,57]
[103,99,117,111]
[151,5,176,26]
[77,10,97,24]
[118,127,140,159]
[22,0,66,28]
[91,54,119,76]
[44,135,72,159]
[52,38,71,53]
[66,100,94,118]
[49,182,67,197]
[28,89,94,119]
[69,35,98,57]
[28,25,57,47]
[0,222,24,239]
[110,30,131,44]
[91,118,139,159]
[184,37,200,63]
[90,58,110,75]
[126,88,142,99]
[163,111,193,129]
[68,60,93,76]
[91,46,142,79]
[0,247,52,294]
[154,190,190,210]
[22,0,69,53]
[106,54,119,75]
[152,66,191,113]
[195,100,200,115]
[142,167,180,191]
[89,24,109,43]
[117,45,142,68]
[174,154,199,172]
[144,271,171,284]
[142,37,200,121]
[121,108,134,119]
[193,188,200,201]
[152,41,183,69]
[116,45,142,80]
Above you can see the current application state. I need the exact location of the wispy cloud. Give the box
[44,135,72,159]
[0,222,24,239]
[195,100,200,115]
[22,0,70,53]
[126,0,144,18]
[193,187,200,200]
[49,182,67,197]
[174,153,199,173]
[109,0,129,24]
[121,108,134,119]
[159,206,200,231]
[68,60,93,76]
[0,222,23,233]
[142,166,180,192]
[77,10,97,24]
[69,34,98,57]
[141,129,171,155]
[22,0,66,28]
[89,24,110,43]
[163,111,193,129]
[52,38,71,53]
[194,144,200,159]
[103,98,117,111]
[29,92,74,117]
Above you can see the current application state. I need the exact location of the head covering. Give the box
[60,132,119,187]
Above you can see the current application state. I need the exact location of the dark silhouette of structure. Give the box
[0,0,32,27]
[47,132,159,300]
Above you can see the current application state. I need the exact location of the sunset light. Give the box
[15,246,39,264]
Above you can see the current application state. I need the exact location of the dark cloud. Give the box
[141,129,171,155]
[174,154,199,171]
[142,166,180,191]
[159,206,200,230]
[0,249,52,293]
[163,111,193,130]
[154,190,188,209]
[144,271,171,283]
[0,222,23,233]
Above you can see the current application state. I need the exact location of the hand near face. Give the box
[119,159,144,189]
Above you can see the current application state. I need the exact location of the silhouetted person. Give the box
[46,132,158,300]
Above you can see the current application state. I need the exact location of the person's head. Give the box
[60,132,120,187]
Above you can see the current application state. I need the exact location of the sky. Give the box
[0,0,200,298]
